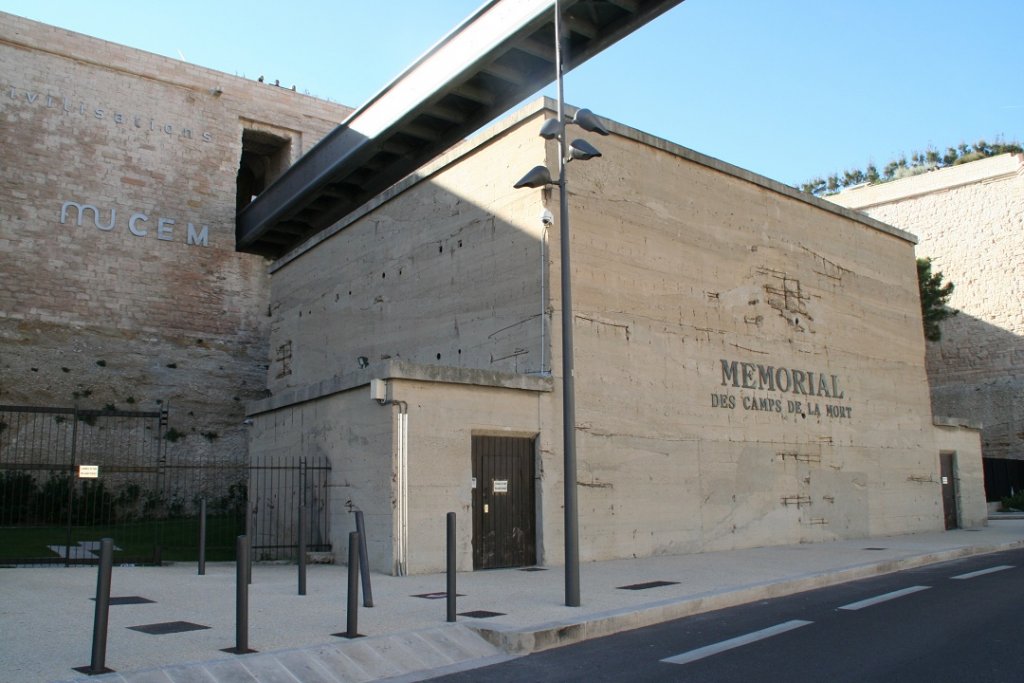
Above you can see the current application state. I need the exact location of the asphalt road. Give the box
[433,547,1024,682]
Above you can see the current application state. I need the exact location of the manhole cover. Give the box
[458,610,505,618]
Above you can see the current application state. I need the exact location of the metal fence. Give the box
[0,404,330,566]
[247,455,332,561]
[983,457,1024,502]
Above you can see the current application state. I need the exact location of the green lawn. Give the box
[0,515,244,563]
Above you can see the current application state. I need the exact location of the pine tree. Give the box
[917,258,958,341]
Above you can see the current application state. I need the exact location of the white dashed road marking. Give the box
[951,565,1014,580]
[838,586,930,611]
[661,620,814,665]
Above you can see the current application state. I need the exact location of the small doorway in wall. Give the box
[472,435,536,569]
[940,451,959,530]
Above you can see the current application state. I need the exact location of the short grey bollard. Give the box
[297,499,307,596]
[74,537,115,675]
[198,498,207,576]
[447,512,457,623]
[354,510,373,607]
[223,535,256,654]
[334,531,362,639]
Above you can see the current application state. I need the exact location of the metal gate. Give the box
[247,455,332,561]
[472,435,536,569]
[0,404,172,565]
[1,404,331,566]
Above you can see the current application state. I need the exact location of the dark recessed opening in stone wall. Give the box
[236,129,291,212]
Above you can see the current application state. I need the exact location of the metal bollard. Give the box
[224,535,255,654]
[354,510,374,607]
[346,531,360,637]
[198,498,207,576]
[447,512,457,623]
[297,499,307,596]
[75,537,115,675]
[247,507,255,585]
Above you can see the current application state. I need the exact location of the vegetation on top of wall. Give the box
[917,258,958,342]
[800,138,1023,197]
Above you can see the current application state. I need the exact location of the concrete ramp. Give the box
[74,625,513,682]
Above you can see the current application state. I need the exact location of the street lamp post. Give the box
[514,0,609,608]
[553,0,580,608]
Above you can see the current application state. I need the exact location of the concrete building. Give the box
[247,99,987,575]
[831,155,1024,496]
[1,11,987,575]
[0,12,352,467]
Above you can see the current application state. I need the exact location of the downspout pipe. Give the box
[372,379,409,576]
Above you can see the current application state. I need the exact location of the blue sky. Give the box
[4,0,1022,187]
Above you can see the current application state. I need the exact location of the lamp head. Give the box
[568,139,602,161]
[539,118,561,140]
[514,165,554,189]
[572,108,610,136]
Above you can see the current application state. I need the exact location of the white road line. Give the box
[661,620,813,665]
[838,585,930,611]
[951,565,1014,580]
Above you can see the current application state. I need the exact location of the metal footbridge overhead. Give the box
[236,0,684,258]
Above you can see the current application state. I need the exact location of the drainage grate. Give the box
[412,592,465,599]
[94,596,154,605]
[520,567,548,572]
[458,610,505,619]
[617,580,680,591]
[863,547,888,551]
[128,621,210,635]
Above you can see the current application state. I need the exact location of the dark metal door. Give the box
[472,435,536,569]
[940,452,958,530]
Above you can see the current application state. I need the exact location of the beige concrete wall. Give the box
[0,13,351,464]
[933,418,987,528]
[543,118,945,560]
[831,154,1024,461]
[247,383,395,570]
[392,377,547,573]
[258,100,947,572]
[265,109,550,394]
[247,363,550,574]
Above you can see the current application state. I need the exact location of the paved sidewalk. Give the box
[3,520,1022,682]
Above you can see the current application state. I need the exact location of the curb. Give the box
[469,539,1024,654]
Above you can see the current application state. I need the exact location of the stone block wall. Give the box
[831,155,1024,462]
[0,12,352,466]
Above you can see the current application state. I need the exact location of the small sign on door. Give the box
[78,465,99,479]
[493,479,509,493]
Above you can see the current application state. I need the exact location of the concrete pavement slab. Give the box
[2,521,1021,682]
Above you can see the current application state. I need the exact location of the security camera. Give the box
[540,209,554,226]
